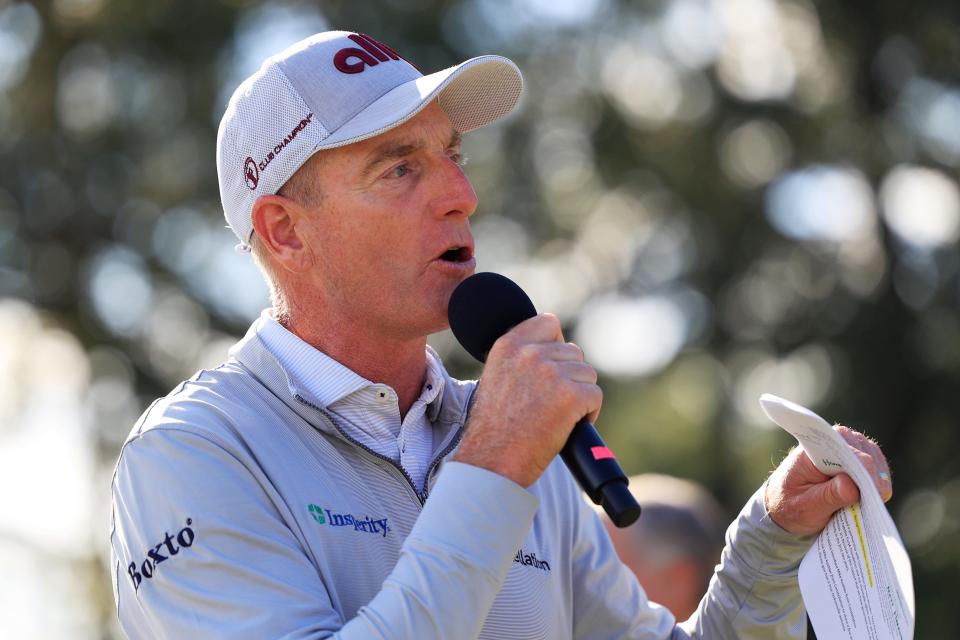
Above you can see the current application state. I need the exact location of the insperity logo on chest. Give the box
[307,503,391,538]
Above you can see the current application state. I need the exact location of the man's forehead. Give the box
[357,104,460,153]
[321,110,458,178]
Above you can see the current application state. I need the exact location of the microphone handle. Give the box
[560,419,641,528]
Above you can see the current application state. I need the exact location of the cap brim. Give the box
[315,55,522,151]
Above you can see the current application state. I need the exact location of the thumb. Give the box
[820,474,860,511]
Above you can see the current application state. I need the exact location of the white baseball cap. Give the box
[216,30,523,251]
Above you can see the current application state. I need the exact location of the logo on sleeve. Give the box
[307,503,391,538]
[127,518,195,592]
[514,546,551,573]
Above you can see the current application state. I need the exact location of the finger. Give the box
[506,313,564,343]
[564,341,584,361]
[541,341,585,363]
[862,439,892,501]
[815,473,861,513]
[575,381,603,424]
[557,361,598,385]
[836,425,893,502]
[836,425,874,452]
[837,425,893,499]
[851,448,883,493]
[791,446,832,484]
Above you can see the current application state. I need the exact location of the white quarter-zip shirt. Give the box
[111,317,812,639]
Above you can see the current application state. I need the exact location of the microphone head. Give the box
[448,272,537,362]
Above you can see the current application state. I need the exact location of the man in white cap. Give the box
[110,31,893,638]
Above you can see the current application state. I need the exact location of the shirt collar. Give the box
[423,346,445,422]
[255,310,447,418]
[255,310,368,408]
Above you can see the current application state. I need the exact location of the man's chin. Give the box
[424,312,452,337]
[411,274,472,337]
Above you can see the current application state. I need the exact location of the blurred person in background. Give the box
[600,474,726,621]
[109,30,894,639]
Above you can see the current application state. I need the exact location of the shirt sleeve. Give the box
[111,427,538,640]
[567,469,678,639]
[567,474,811,640]
[677,482,812,639]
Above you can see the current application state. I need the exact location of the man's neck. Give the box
[280,312,428,418]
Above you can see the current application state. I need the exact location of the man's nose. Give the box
[430,155,478,219]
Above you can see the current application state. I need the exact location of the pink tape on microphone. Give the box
[591,446,615,461]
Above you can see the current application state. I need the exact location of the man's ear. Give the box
[250,194,312,273]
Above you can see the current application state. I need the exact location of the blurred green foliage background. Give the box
[1,0,958,636]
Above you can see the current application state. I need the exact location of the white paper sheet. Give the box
[759,394,915,640]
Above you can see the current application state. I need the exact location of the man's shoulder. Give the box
[121,359,271,453]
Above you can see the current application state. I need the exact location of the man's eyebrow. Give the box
[360,141,422,178]
[359,130,463,179]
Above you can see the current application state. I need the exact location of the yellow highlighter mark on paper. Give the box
[850,504,874,588]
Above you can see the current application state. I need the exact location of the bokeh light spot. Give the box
[575,294,687,377]
[86,244,154,338]
[766,165,876,244]
[880,165,960,250]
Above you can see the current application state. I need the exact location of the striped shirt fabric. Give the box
[255,311,443,493]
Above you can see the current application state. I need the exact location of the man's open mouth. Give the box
[439,246,473,263]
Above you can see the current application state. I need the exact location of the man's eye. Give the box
[450,152,468,167]
[390,164,409,178]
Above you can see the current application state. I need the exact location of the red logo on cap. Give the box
[334,33,403,74]
[244,157,259,190]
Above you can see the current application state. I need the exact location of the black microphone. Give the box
[448,272,641,528]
